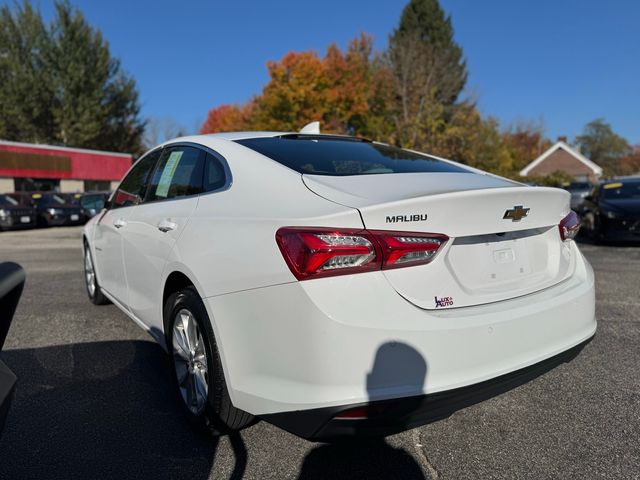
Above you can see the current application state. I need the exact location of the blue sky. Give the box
[7,0,640,143]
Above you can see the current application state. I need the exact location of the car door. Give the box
[120,144,206,330]
[93,149,161,307]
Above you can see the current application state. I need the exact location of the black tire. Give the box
[83,243,110,305]
[583,212,601,244]
[165,286,255,436]
[36,215,48,228]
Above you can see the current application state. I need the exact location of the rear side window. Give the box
[112,149,161,208]
[144,146,205,202]
[204,152,227,192]
[235,135,470,176]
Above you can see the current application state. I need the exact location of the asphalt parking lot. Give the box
[0,227,638,479]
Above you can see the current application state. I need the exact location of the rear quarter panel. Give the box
[169,139,364,299]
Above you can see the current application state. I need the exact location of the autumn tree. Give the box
[200,35,392,140]
[200,103,253,134]
[252,50,329,132]
[503,120,552,173]
[574,119,631,176]
[0,0,145,153]
[619,146,640,176]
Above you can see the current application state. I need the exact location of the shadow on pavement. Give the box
[297,440,426,479]
[298,342,427,479]
[0,340,233,480]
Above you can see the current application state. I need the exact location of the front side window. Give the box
[112,150,162,208]
[235,135,470,176]
[144,146,205,202]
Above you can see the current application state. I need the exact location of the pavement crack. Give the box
[412,429,440,479]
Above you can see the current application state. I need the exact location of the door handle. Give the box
[157,219,178,233]
[114,218,127,229]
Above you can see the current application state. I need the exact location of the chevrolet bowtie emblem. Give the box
[503,205,530,222]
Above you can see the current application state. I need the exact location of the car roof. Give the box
[201,131,288,141]
[166,131,366,144]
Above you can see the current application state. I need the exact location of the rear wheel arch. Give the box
[162,272,255,434]
[163,271,197,333]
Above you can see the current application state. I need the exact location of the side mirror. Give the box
[0,262,26,438]
[584,195,593,202]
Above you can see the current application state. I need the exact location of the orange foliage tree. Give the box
[200,103,253,134]
[200,34,392,140]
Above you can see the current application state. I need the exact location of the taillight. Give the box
[275,228,380,280]
[559,211,581,241]
[276,227,448,280]
[373,231,449,269]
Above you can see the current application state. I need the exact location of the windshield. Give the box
[32,194,67,206]
[0,195,19,206]
[235,135,470,176]
[601,181,640,200]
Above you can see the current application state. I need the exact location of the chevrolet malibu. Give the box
[82,131,596,441]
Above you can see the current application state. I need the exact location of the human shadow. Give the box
[298,342,428,479]
[0,340,245,480]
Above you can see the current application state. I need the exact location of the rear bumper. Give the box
[262,337,592,441]
[0,360,16,438]
[205,242,596,425]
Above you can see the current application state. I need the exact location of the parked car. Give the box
[0,194,37,231]
[0,262,26,438]
[12,192,85,227]
[563,181,593,212]
[79,192,110,218]
[82,132,596,441]
[581,177,640,242]
[59,193,92,224]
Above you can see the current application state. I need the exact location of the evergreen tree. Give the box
[387,0,468,148]
[0,1,145,153]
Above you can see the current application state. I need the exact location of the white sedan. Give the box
[82,130,596,441]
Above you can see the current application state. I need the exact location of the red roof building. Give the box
[0,140,132,193]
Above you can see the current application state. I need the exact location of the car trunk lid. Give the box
[303,173,575,309]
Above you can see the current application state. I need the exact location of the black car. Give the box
[0,194,37,231]
[12,192,85,228]
[581,178,640,242]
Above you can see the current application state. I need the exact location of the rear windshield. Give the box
[566,182,591,191]
[235,135,469,176]
[602,181,640,200]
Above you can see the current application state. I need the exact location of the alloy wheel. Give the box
[172,308,209,415]
[84,249,96,297]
